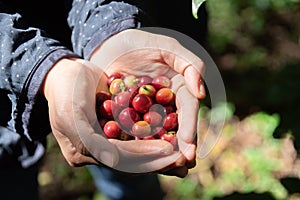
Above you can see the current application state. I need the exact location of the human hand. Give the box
[89,29,206,175]
[42,58,186,175]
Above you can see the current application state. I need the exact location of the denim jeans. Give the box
[87,165,165,200]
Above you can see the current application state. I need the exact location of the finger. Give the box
[110,139,175,173]
[157,40,206,99]
[52,130,101,167]
[156,149,188,178]
[176,87,199,143]
[108,139,174,155]
[72,109,120,168]
[184,66,206,99]
[175,86,199,161]
[160,153,186,169]
[71,65,120,168]
[115,150,184,174]
[158,151,189,178]
[89,29,206,99]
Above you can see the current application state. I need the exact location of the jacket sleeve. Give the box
[0,12,79,141]
[0,0,149,141]
[67,0,150,59]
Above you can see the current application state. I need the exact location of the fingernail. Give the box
[100,150,115,167]
[199,82,206,98]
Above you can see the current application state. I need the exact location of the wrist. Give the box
[42,58,106,101]
[42,58,80,100]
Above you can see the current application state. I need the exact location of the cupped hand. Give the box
[89,29,206,175]
[42,58,185,175]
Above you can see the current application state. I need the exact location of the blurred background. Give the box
[38,0,300,199]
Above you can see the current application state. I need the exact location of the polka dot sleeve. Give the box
[67,0,150,59]
[0,12,78,140]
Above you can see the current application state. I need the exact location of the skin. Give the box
[42,29,206,177]
[90,29,205,176]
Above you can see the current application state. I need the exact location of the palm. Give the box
[89,29,204,170]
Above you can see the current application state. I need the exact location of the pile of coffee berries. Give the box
[96,72,178,147]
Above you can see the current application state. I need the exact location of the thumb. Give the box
[76,123,120,168]
[68,101,120,168]
[71,60,120,168]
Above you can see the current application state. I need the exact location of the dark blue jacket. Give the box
[0,0,145,168]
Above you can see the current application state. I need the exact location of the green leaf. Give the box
[192,0,207,19]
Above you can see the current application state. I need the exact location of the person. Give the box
[0,0,207,199]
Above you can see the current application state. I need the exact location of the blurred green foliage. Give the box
[164,1,300,198]
[161,104,299,200]
[206,0,300,70]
